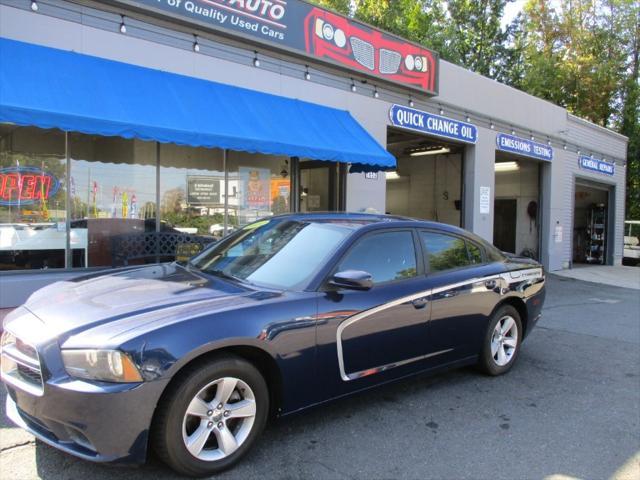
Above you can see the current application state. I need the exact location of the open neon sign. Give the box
[0,166,61,206]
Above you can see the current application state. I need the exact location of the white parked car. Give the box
[623,220,640,266]
[209,224,235,237]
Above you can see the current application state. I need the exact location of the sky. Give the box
[502,0,526,28]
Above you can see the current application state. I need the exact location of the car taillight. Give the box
[314,18,347,48]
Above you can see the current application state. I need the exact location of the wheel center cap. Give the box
[213,411,223,422]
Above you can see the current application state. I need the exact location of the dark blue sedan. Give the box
[1,213,545,476]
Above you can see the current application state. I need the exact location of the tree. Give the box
[615,0,639,219]
[514,0,638,217]
[161,187,185,215]
[443,0,511,78]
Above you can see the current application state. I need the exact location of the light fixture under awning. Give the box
[0,38,395,171]
[495,161,520,172]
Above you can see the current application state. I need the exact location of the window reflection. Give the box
[1,125,296,272]
[69,133,157,267]
[226,151,291,227]
[337,231,418,284]
[421,232,471,272]
[160,144,227,237]
[192,219,352,290]
[468,242,483,264]
[0,126,67,270]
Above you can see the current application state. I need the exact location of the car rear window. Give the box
[420,231,487,272]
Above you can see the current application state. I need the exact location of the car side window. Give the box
[468,241,483,264]
[336,231,418,284]
[421,232,473,273]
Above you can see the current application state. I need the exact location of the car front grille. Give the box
[350,37,375,70]
[379,49,401,74]
[1,331,44,396]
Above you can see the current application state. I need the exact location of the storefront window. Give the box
[0,126,67,270]
[226,151,291,228]
[2,127,296,272]
[69,133,157,267]
[159,144,226,238]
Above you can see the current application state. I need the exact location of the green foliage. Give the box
[162,211,225,235]
[309,0,639,219]
[443,0,511,78]
[427,240,469,272]
[313,0,351,15]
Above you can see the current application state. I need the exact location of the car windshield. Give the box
[189,219,355,290]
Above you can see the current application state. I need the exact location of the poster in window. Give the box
[239,167,271,211]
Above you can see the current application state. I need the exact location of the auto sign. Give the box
[0,166,61,206]
[109,0,439,94]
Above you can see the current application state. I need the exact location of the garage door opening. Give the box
[493,154,542,259]
[573,180,612,265]
[385,127,464,227]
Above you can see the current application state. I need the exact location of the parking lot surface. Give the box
[1,275,639,480]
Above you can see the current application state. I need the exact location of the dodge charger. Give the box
[1,213,545,476]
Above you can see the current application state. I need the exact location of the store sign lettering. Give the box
[389,105,477,144]
[113,0,439,94]
[0,167,60,206]
[496,133,553,162]
[187,175,221,205]
[578,155,615,176]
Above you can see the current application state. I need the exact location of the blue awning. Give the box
[0,38,395,170]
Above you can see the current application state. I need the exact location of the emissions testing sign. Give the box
[496,133,553,162]
[389,105,477,144]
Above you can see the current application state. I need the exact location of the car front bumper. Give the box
[4,376,169,464]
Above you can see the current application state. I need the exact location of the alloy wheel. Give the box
[491,315,518,367]
[181,377,257,461]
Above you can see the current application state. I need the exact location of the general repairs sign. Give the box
[112,0,439,94]
[579,155,615,176]
[496,133,553,162]
[389,105,477,144]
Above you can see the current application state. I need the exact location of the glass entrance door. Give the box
[299,161,346,212]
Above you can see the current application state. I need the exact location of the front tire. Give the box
[478,304,522,376]
[152,355,269,477]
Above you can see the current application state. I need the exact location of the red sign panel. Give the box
[304,8,437,92]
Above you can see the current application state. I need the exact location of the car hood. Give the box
[21,263,259,338]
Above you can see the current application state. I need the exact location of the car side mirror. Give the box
[328,270,373,291]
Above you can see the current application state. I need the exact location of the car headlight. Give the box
[61,349,143,383]
[404,55,415,71]
[334,28,346,48]
[404,55,428,72]
[322,22,335,41]
[314,19,347,48]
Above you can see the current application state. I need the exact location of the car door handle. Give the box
[412,298,428,309]
[441,291,458,298]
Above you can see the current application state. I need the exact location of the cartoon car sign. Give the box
[304,8,437,93]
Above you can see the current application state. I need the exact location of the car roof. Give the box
[269,212,471,236]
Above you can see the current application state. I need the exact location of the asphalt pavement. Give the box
[1,274,639,480]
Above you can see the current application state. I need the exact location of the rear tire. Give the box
[152,355,269,477]
[478,304,523,376]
